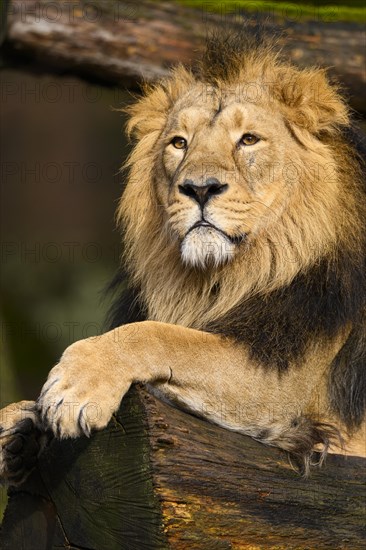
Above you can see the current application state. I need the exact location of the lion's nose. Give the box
[179,178,228,207]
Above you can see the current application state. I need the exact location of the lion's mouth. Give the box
[190,220,211,231]
[186,220,246,245]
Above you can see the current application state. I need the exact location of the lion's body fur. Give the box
[109,33,366,469]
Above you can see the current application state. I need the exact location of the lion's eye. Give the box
[240,133,260,146]
[171,136,187,150]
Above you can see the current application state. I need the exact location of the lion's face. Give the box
[155,85,298,268]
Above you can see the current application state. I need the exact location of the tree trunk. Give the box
[4,1,366,114]
[1,386,365,549]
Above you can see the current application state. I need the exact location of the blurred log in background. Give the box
[2,0,366,114]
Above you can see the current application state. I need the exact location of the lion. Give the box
[1,33,365,485]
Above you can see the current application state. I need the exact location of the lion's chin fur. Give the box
[180,226,236,269]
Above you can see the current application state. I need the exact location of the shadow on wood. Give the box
[1,386,365,549]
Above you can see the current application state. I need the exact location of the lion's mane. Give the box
[109,34,366,440]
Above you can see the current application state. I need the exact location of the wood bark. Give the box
[1,386,365,549]
[4,1,366,114]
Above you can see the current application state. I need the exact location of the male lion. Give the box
[1,34,365,484]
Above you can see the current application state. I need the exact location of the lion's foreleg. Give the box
[37,321,254,439]
[37,320,336,470]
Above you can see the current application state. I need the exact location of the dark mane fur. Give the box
[206,251,366,370]
[329,313,366,429]
[197,27,277,83]
[105,270,146,329]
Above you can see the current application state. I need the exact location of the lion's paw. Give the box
[0,401,45,486]
[37,340,129,439]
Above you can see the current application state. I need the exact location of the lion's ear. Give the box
[275,67,349,134]
[125,67,195,140]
